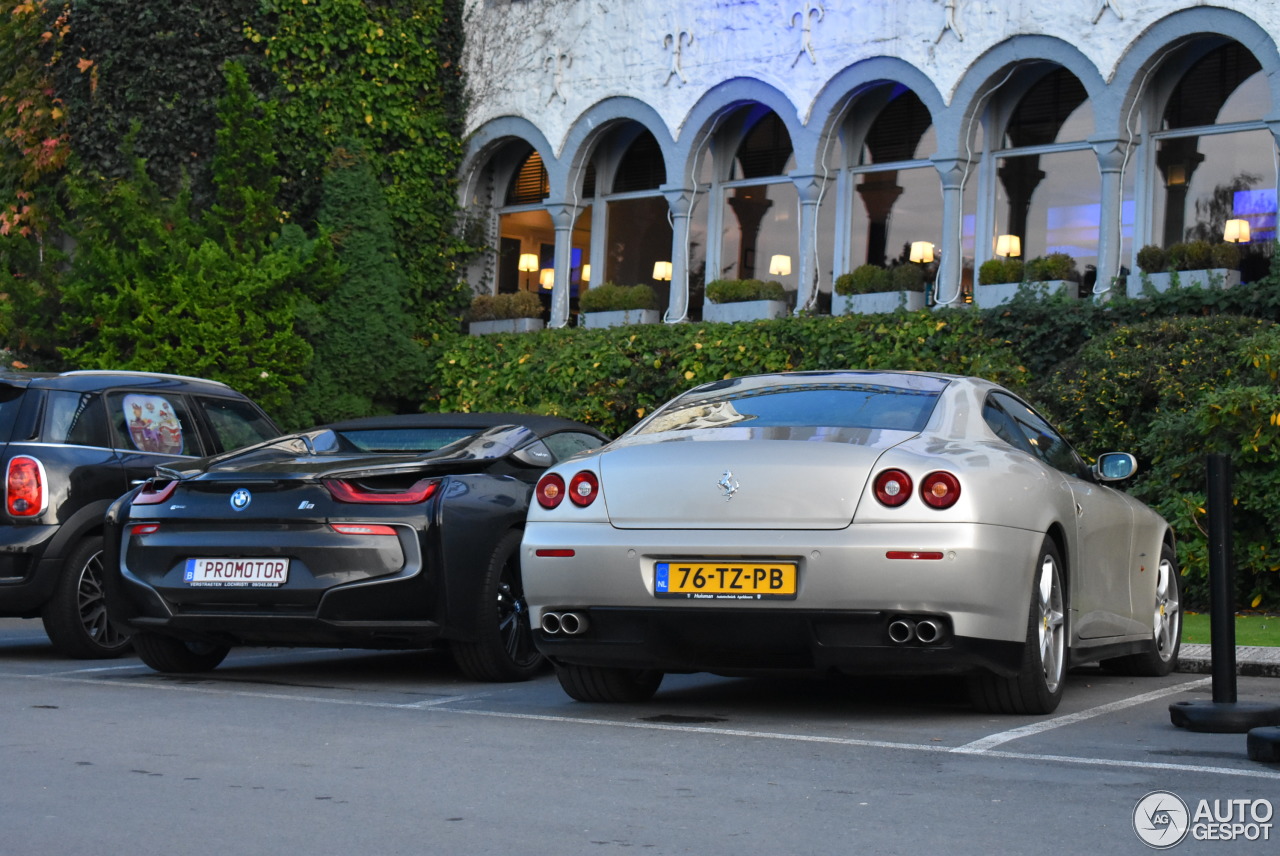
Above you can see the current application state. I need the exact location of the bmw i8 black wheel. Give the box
[132,631,230,673]
[451,530,544,682]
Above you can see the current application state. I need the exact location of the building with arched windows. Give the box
[460,1,1280,325]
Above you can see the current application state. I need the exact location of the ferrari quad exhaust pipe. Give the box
[540,611,589,636]
[914,619,942,644]
[887,619,915,644]
[887,617,946,645]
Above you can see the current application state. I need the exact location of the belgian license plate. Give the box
[654,561,797,600]
[184,558,289,587]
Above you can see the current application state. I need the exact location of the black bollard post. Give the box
[1169,454,1280,733]
[1206,454,1238,704]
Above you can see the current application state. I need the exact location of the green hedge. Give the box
[432,310,1026,435]
[426,264,1280,610]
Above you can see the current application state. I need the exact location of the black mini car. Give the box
[0,370,281,657]
[102,412,607,681]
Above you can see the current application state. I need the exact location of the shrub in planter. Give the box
[834,264,891,295]
[1168,240,1213,272]
[468,290,543,322]
[1023,253,1077,283]
[891,263,926,293]
[977,257,1024,285]
[706,278,787,303]
[1136,244,1167,274]
[578,282,658,313]
[1211,241,1241,270]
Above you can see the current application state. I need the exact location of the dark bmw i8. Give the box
[102,413,607,681]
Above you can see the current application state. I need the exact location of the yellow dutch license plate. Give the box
[654,561,797,600]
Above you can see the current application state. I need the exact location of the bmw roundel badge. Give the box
[230,488,252,511]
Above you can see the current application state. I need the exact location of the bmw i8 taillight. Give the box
[536,473,566,509]
[920,471,961,509]
[873,469,912,508]
[5,455,47,517]
[132,479,178,506]
[568,471,599,507]
[324,478,440,504]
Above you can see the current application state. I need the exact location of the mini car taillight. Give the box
[536,473,566,509]
[5,455,47,517]
[920,471,961,509]
[324,478,440,504]
[132,479,178,506]
[873,469,913,508]
[568,471,599,507]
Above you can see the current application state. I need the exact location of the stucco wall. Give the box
[463,0,1280,154]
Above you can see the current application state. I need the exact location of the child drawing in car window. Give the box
[124,394,184,454]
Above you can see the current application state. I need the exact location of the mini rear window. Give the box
[635,383,940,435]
[43,391,111,447]
[336,427,481,452]
[0,384,25,442]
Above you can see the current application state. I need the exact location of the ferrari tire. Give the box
[41,536,133,659]
[968,537,1066,715]
[132,631,229,673]
[451,530,544,682]
[555,663,663,703]
[1102,543,1181,677]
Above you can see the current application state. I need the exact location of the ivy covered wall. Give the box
[0,0,471,417]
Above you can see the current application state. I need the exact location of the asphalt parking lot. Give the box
[2,617,1276,855]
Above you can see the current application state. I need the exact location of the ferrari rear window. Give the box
[336,427,480,452]
[636,383,941,435]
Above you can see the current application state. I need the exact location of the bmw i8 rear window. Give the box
[636,383,941,435]
[336,427,481,452]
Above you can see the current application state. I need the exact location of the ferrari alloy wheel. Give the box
[1103,543,1182,676]
[132,632,230,673]
[451,530,544,682]
[555,663,664,703]
[968,537,1066,715]
[41,536,133,659]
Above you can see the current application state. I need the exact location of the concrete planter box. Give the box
[831,290,927,316]
[975,279,1077,308]
[468,317,545,336]
[581,308,660,329]
[702,299,790,322]
[1125,268,1241,298]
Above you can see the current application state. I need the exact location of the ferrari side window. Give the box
[982,398,1034,455]
[990,394,1087,478]
[542,431,606,462]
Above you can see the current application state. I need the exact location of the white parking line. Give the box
[951,678,1213,754]
[9,670,1279,781]
[40,648,354,676]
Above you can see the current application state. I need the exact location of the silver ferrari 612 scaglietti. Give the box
[522,370,1181,714]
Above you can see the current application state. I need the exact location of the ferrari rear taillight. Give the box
[873,469,912,508]
[5,455,47,517]
[568,471,599,507]
[324,478,439,504]
[536,473,566,509]
[920,471,961,509]
[132,479,178,506]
